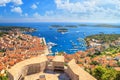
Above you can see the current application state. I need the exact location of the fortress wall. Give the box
[8,56,48,80]
[40,62,47,72]
[27,63,41,75]
[65,66,79,80]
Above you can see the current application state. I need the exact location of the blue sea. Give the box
[0,22,120,54]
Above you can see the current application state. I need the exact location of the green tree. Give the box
[92,66,106,80]
[115,72,120,80]
[0,76,8,80]
[101,68,116,80]
[92,66,117,80]
[90,61,100,65]
[117,62,120,67]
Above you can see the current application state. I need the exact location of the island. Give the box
[94,24,120,28]
[57,28,68,33]
[50,25,63,28]
[79,23,120,28]
[79,24,88,26]
[65,25,77,28]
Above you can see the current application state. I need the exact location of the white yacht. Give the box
[47,42,57,47]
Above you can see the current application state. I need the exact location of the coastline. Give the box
[0,23,120,54]
[41,37,50,55]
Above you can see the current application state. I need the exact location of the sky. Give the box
[0,0,120,23]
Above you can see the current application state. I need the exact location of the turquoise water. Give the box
[0,22,120,54]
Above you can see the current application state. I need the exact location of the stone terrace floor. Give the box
[24,70,70,80]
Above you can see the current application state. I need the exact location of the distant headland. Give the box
[0,26,36,33]
[79,23,120,28]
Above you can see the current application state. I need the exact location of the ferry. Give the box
[47,42,57,47]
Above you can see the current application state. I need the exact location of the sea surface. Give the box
[0,22,120,54]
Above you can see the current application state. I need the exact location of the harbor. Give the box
[1,23,120,54]
[47,37,87,55]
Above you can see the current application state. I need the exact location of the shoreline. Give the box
[0,24,120,54]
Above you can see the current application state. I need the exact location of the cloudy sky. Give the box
[0,0,120,22]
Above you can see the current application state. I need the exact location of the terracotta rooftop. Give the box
[114,67,120,71]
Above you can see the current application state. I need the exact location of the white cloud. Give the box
[54,0,120,20]
[24,13,28,17]
[12,0,23,5]
[31,4,37,9]
[11,7,22,14]
[33,12,41,17]
[55,0,99,13]
[45,11,54,16]
[0,0,10,6]
[0,0,23,6]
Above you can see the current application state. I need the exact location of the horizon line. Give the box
[0,21,119,24]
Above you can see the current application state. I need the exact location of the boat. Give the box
[55,37,58,39]
[47,42,57,47]
[55,51,59,55]
[47,42,57,52]
[83,32,86,36]
[70,40,73,42]
[73,46,79,49]
[49,27,53,30]
[77,37,84,42]
[72,42,77,46]
[61,32,65,34]
[68,49,78,51]
[47,42,57,55]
